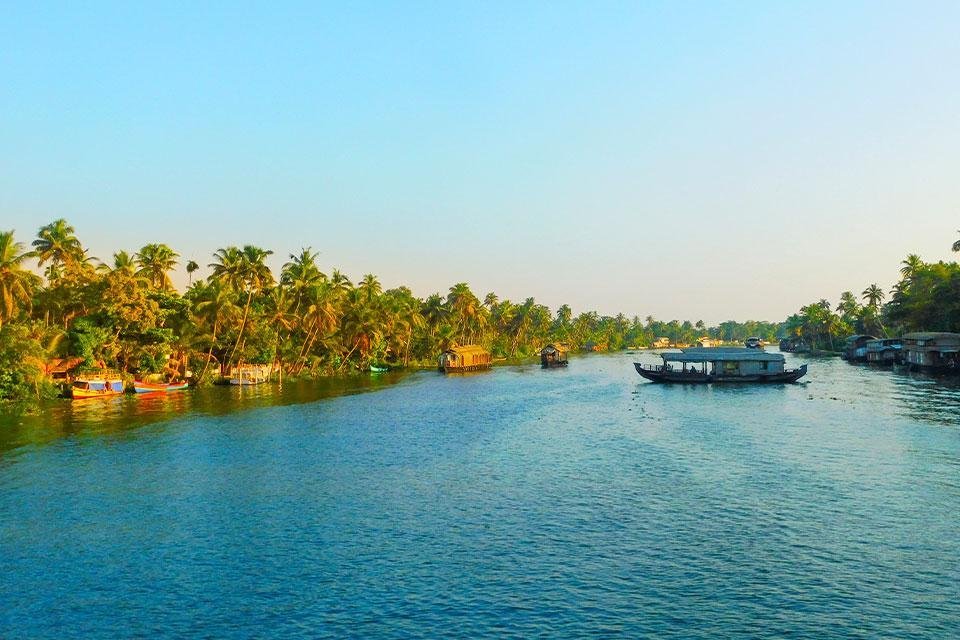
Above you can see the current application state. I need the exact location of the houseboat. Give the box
[779,337,809,353]
[696,336,715,348]
[901,332,960,372]
[540,343,569,368]
[70,372,125,399]
[865,338,902,366]
[634,347,807,384]
[842,335,877,362]
[744,337,762,349]
[438,345,491,373]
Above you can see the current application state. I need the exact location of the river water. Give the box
[1,352,959,638]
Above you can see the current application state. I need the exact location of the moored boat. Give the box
[70,376,125,399]
[133,380,190,393]
[635,347,807,384]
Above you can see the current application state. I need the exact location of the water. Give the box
[2,353,959,638]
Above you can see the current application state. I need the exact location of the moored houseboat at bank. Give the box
[439,345,492,373]
[779,337,809,353]
[865,338,902,366]
[901,332,960,372]
[540,343,569,368]
[634,347,807,384]
[842,335,876,362]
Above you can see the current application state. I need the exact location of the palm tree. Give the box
[280,248,325,314]
[209,245,274,365]
[900,254,923,280]
[358,274,382,304]
[135,243,179,291]
[186,260,199,285]
[112,251,137,274]
[0,230,40,329]
[32,219,84,281]
[862,283,885,309]
[193,282,240,382]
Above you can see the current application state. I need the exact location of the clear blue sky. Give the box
[2,1,958,323]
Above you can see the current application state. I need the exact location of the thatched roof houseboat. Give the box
[902,332,960,372]
[540,344,569,368]
[439,345,491,373]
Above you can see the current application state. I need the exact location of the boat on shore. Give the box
[635,347,807,384]
[133,380,190,393]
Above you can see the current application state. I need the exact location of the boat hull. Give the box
[133,381,189,393]
[634,362,807,384]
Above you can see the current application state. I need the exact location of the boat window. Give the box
[759,361,768,370]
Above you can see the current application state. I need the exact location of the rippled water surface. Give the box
[2,353,960,638]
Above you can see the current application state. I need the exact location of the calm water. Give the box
[2,353,959,638]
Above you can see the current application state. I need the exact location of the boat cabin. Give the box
[901,332,960,372]
[439,345,491,373]
[842,335,877,362]
[865,338,902,365]
[667,347,785,375]
[540,343,569,367]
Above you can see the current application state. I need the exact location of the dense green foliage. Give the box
[781,250,960,350]
[0,220,778,405]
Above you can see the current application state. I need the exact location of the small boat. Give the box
[133,380,190,393]
[70,377,125,399]
[635,347,807,384]
[369,364,390,373]
[744,337,763,349]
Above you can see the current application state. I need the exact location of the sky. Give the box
[2,1,959,324]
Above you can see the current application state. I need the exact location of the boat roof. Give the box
[901,332,960,340]
[661,347,784,363]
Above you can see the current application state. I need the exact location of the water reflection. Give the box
[0,372,414,456]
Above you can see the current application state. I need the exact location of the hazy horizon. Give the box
[4,2,959,324]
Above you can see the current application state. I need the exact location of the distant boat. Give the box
[744,337,762,349]
[369,364,390,373]
[133,380,189,393]
[635,347,807,384]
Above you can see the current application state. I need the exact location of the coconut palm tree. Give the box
[900,254,924,280]
[193,282,240,382]
[280,248,325,314]
[862,283,885,309]
[32,219,85,281]
[0,230,40,329]
[209,245,274,365]
[135,243,179,291]
[186,260,199,285]
[358,274,382,304]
